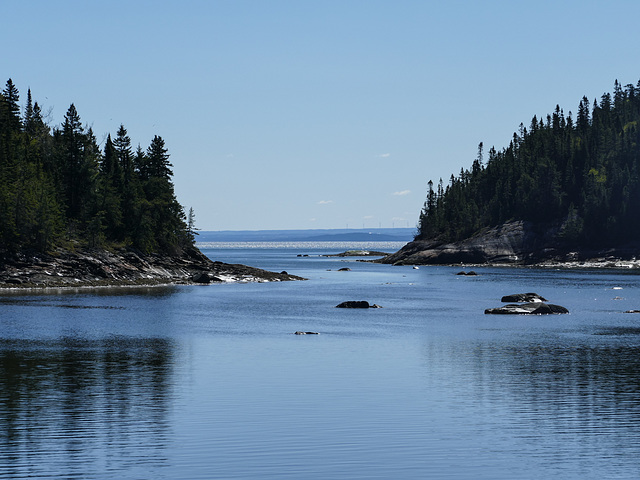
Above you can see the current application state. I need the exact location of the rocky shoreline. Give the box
[378,220,640,269]
[0,246,304,290]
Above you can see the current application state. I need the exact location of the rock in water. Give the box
[336,301,371,308]
[485,302,569,315]
[501,293,548,303]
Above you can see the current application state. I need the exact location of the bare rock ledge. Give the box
[0,246,304,289]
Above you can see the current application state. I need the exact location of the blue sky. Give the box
[4,0,640,230]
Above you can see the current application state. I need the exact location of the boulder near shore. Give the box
[485,292,568,315]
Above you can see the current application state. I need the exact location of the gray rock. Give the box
[192,272,212,283]
[485,302,569,315]
[380,221,532,265]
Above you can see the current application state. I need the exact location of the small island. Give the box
[323,250,390,257]
[382,79,640,267]
[0,79,300,288]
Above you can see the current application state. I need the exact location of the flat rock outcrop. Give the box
[0,246,304,289]
[323,250,390,257]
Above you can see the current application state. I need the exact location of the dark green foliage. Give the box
[0,79,194,255]
[417,80,640,249]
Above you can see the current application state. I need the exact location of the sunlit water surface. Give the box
[2,242,640,479]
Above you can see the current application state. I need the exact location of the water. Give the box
[2,242,640,479]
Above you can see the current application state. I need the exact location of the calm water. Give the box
[3,242,640,479]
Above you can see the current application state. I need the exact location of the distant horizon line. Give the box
[197,226,416,233]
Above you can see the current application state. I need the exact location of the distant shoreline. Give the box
[196,227,415,243]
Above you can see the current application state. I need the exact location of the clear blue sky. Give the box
[4,0,640,230]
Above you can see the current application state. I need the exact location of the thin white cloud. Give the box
[364,215,374,220]
[379,153,391,158]
[393,190,411,196]
[317,200,333,205]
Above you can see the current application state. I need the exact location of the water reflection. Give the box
[0,337,175,479]
[470,341,640,413]
[469,340,640,473]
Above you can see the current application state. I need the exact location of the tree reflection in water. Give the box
[0,337,175,479]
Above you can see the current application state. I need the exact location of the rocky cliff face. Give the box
[380,220,640,266]
[381,221,528,265]
[0,246,303,289]
[379,221,568,265]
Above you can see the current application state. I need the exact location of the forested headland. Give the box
[385,79,640,266]
[0,79,301,287]
[0,79,195,256]
[418,79,640,245]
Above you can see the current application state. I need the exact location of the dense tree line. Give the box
[0,79,195,255]
[417,79,640,248]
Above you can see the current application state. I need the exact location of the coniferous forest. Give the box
[417,80,640,249]
[0,79,195,256]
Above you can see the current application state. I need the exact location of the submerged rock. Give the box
[294,331,320,335]
[485,302,569,315]
[501,292,548,303]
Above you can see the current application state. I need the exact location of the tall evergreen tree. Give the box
[59,103,85,220]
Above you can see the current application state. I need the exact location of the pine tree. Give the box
[113,125,141,242]
[59,104,85,220]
